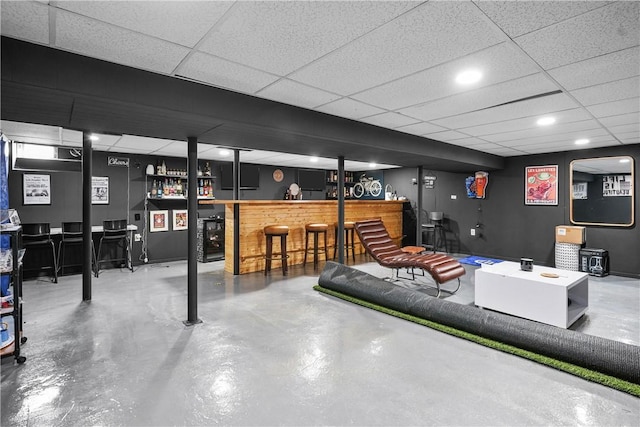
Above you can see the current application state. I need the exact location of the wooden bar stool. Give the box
[333,221,356,262]
[264,225,289,275]
[304,223,329,270]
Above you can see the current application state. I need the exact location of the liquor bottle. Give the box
[157,180,163,198]
[151,180,157,198]
[176,179,183,196]
[161,160,167,175]
[163,179,170,196]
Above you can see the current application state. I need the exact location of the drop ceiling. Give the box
[1,1,639,170]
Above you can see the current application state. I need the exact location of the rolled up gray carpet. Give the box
[318,261,640,385]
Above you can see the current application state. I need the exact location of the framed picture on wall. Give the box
[172,209,188,231]
[525,165,558,206]
[149,210,169,232]
[91,176,109,205]
[23,174,51,205]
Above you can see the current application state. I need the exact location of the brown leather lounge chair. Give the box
[354,219,466,297]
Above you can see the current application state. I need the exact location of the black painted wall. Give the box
[384,144,639,277]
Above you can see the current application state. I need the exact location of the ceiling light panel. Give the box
[359,112,419,128]
[570,76,640,106]
[290,1,507,95]
[353,42,540,110]
[476,1,609,38]
[399,73,559,122]
[513,2,640,70]
[548,46,640,91]
[55,10,190,75]
[431,93,578,129]
[315,98,385,120]
[177,52,279,94]
[55,1,232,48]
[197,1,416,76]
[0,1,49,44]
[256,79,341,109]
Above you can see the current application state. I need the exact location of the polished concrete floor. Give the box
[1,256,639,426]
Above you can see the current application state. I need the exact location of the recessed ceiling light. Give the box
[575,139,590,145]
[309,156,318,163]
[536,117,556,126]
[89,134,99,141]
[219,149,230,156]
[620,158,630,163]
[455,69,482,85]
[369,162,377,168]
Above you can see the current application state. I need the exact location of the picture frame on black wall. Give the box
[150,210,169,232]
[91,176,109,205]
[525,165,558,206]
[23,174,51,205]
[172,209,188,231]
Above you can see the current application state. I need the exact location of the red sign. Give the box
[525,165,558,205]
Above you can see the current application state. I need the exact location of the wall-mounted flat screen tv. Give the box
[298,169,327,191]
[220,163,260,189]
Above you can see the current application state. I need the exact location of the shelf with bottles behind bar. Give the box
[326,170,356,200]
[147,159,215,203]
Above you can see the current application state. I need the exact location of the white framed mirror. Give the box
[570,156,634,227]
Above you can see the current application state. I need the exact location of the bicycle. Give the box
[353,174,382,198]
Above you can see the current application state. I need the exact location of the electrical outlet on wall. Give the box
[470,229,476,236]
[134,233,141,242]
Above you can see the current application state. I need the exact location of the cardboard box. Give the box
[555,225,586,244]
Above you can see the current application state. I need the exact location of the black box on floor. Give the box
[579,248,609,277]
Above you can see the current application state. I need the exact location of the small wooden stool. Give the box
[334,221,356,262]
[264,225,289,275]
[304,223,329,270]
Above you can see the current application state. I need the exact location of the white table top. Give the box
[480,261,588,287]
[50,224,138,235]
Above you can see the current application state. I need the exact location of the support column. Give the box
[337,156,345,264]
[233,149,240,275]
[184,136,201,326]
[416,166,423,246]
[82,133,92,301]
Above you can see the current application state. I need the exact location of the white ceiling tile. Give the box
[0,1,49,44]
[548,46,640,91]
[424,130,470,142]
[431,93,579,129]
[314,98,385,120]
[395,122,448,136]
[114,135,174,151]
[461,108,594,137]
[55,1,232,47]
[570,77,640,106]
[514,2,640,69]
[198,1,417,75]
[512,135,618,150]
[620,137,640,144]
[106,145,150,154]
[177,52,279,94]
[360,112,418,129]
[353,42,541,110]
[476,1,610,38]
[55,10,190,74]
[1,120,58,142]
[256,79,341,109]
[444,137,493,147]
[587,97,640,118]
[520,140,621,154]
[610,126,640,138]
[61,129,83,146]
[398,73,558,121]
[290,1,507,95]
[91,134,122,147]
[497,127,611,147]
[481,146,528,157]
[599,113,640,128]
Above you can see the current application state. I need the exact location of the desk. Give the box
[475,261,589,328]
[50,225,138,234]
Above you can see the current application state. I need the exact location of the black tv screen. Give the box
[298,169,326,191]
[220,163,260,189]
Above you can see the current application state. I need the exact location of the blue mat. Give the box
[458,256,504,266]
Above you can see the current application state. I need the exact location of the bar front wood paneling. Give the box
[216,200,404,274]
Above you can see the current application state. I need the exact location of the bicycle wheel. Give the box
[353,183,364,198]
[370,180,382,197]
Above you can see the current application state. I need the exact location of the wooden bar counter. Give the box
[210,200,405,274]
